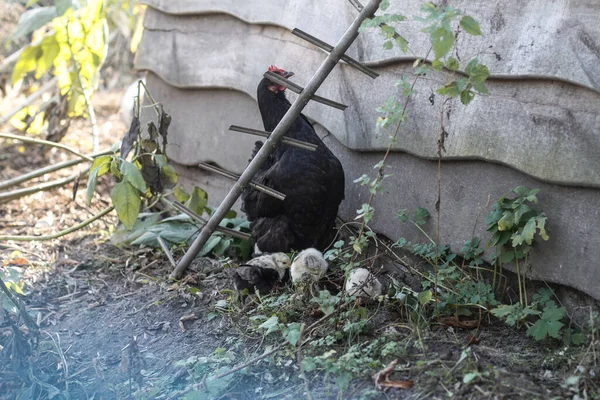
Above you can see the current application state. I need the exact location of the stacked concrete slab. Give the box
[135,1,600,300]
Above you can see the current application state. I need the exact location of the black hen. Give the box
[241,66,345,253]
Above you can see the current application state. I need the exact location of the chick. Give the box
[231,253,291,295]
[290,248,328,283]
[345,268,382,299]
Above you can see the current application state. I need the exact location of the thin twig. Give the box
[0,205,114,241]
[157,236,177,268]
[0,172,81,203]
[0,132,93,161]
[0,148,112,191]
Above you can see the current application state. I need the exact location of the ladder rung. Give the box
[171,201,252,240]
[292,29,379,79]
[263,72,348,110]
[229,125,318,151]
[198,162,286,201]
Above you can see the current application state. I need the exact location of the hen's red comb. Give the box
[268,65,285,73]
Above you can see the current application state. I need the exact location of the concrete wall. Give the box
[135,1,600,300]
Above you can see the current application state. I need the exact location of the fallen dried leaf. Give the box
[373,359,415,391]
[438,316,480,329]
[167,282,179,291]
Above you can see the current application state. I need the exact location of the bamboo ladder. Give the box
[170,0,382,280]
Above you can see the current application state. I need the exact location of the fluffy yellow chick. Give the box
[290,248,328,283]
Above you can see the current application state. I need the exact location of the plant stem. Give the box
[0,172,81,203]
[0,132,93,161]
[515,253,523,306]
[65,20,100,152]
[0,206,114,241]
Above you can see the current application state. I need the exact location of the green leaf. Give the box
[431,59,444,71]
[535,215,550,240]
[160,164,178,188]
[111,181,141,230]
[414,207,430,225]
[383,40,393,50]
[460,90,475,105]
[497,211,514,231]
[86,167,99,206]
[35,36,60,79]
[120,160,147,193]
[283,323,302,346]
[511,218,536,247]
[258,316,280,335]
[436,82,460,98]
[380,0,390,11]
[430,26,454,59]
[463,372,479,384]
[460,16,481,36]
[91,155,112,176]
[395,35,409,53]
[10,7,57,42]
[198,235,221,257]
[11,45,42,85]
[186,187,207,216]
[173,185,191,203]
[56,0,73,16]
[417,290,432,305]
[446,57,459,71]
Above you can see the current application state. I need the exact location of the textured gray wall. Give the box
[135,1,600,300]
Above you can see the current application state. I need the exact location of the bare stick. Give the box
[172,0,382,280]
[168,200,251,240]
[198,162,285,201]
[0,172,80,203]
[263,72,348,110]
[0,132,93,162]
[292,29,379,78]
[0,149,112,191]
[0,206,114,241]
[0,76,59,126]
[229,125,318,151]
[157,236,177,268]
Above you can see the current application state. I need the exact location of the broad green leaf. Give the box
[446,57,459,71]
[383,40,393,50]
[380,0,390,11]
[186,187,207,216]
[463,372,479,384]
[536,215,549,240]
[86,167,99,206]
[460,16,481,36]
[35,36,60,79]
[110,158,122,179]
[283,323,302,346]
[460,89,475,105]
[10,7,57,42]
[527,319,548,340]
[91,155,112,176]
[198,235,221,257]
[430,26,454,59]
[111,212,162,246]
[431,59,444,71]
[436,82,459,98]
[160,164,178,188]
[258,316,280,335]
[497,211,514,231]
[120,160,147,193]
[11,45,42,85]
[173,185,191,203]
[417,289,432,305]
[395,35,408,53]
[542,304,566,322]
[414,207,430,225]
[56,0,73,16]
[511,218,536,247]
[111,181,141,229]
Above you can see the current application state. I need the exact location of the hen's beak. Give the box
[283,71,294,78]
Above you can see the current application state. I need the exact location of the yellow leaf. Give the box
[11,45,42,85]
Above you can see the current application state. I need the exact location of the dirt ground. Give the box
[0,4,598,396]
[0,88,598,399]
